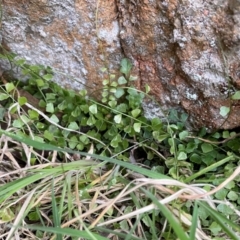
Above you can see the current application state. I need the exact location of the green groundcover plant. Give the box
[0,50,239,239]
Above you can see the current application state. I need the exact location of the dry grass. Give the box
[0,132,240,240]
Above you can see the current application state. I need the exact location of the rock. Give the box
[0,0,124,93]
[0,0,240,130]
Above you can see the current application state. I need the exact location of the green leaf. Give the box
[179,130,188,140]
[36,79,45,87]
[177,152,187,160]
[18,96,27,106]
[28,110,39,120]
[145,84,150,93]
[80,104,89,114]
[57,101,67,110]
[198,201,240,239]
[79,89,87,97]
[222,131,230,138]
[43,74,53,81]
[118,76,127,85]
[151,118,162,131]
[29,64,42,72]
[36,122,46,129]
[0,208,15,222]
[5,82,15,93]
[120,220,129,231]
[46,103,54,113]
[217,203,234,215]
[152,132,169,142]
[114,88,125,99]
[80,135,89,144]
[10,105,17,114]
[201,143,213,153]
[89,104,98,114]
[100,67,107,73]
[72,106,81,117]
[87,115,96,126]
[15,59,25,66]
[215,189,228,200]
[110,81,118,87]
[12,119,24,128]
[210,222,221,235]
[116,103,128,113]
[212,132,221,139]
[28,212,39,221]
[109,95,116,101]
[131,109,141,118]
[225,181,235,190]
[189,153,201,164]
[68,122,79,130]
[44,130,54,141]
[110,87,116,93]
[198,205,210,221]
[108,100,117,108]
[0,107,5,120]
[77,143,84,151]
[114,114,122,124]
[101,97,107,103]
[120,58,132,76]
[110,134,121,148]
[0,93,9,101]
[46,93,56,101]
[220,106,230,117]
[20,115,30,124]
[231,91,240,100]
[102,90,109,98]
[102,79,109,85]
[50,114,59,124]
[227,191,238,201]
[124,125,132,134]
[110,74,115,80]
[69,136,78,149]
[129,75,137,81]
[133,122,141,133]
[186,142,198,153]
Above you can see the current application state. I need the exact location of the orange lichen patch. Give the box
[98,0,118,25]
[208,99,240,129]
[162,58,174,72]
[137,58,164,97]
[165,0,178,19]
[4,0,50,23]
[182,97,240,129]
[75,1,120,94]
[229,62,240,89]
[43,20,75,50]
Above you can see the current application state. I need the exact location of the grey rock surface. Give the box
[0,0,240,129]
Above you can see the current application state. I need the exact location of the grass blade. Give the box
[95,226,143,240]
[0,129,172,180]
[184,155,234,183]
[51,179,62,240]
[25,225,109,240]
[189,202,198,240]
[140,187,190,240]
